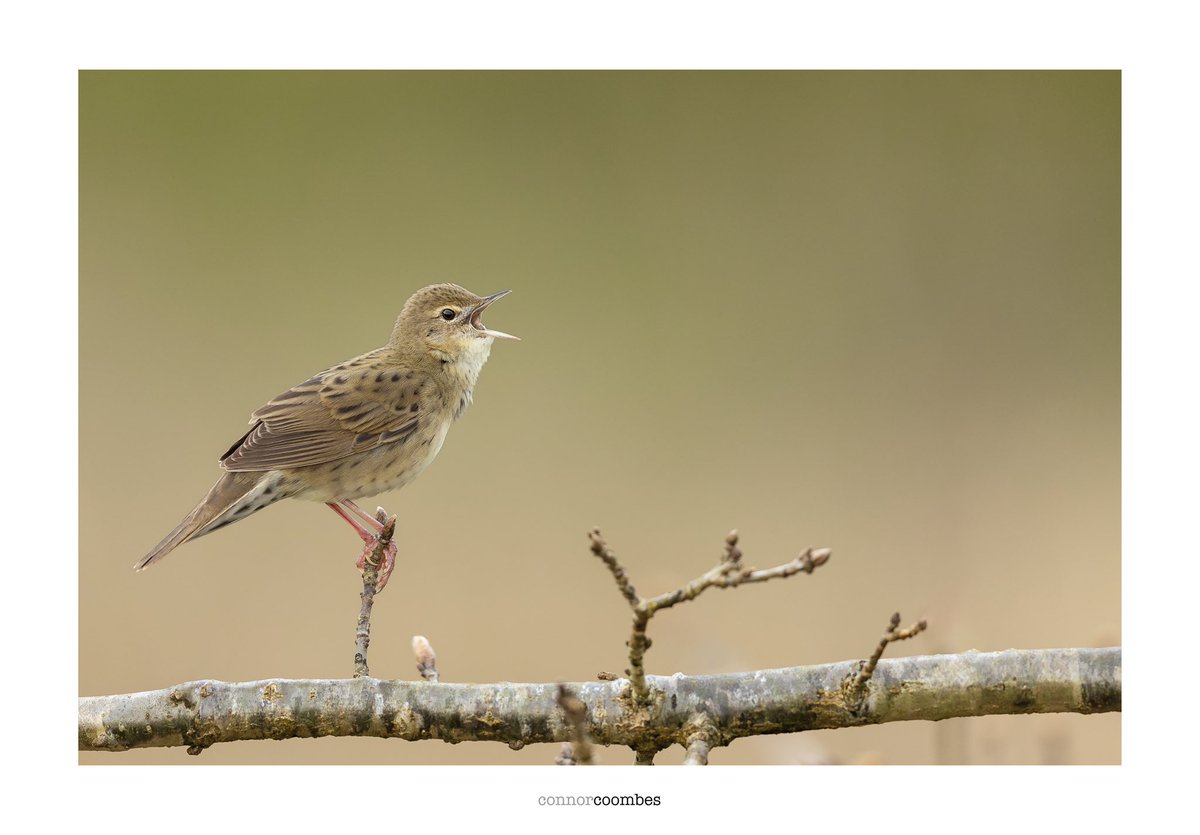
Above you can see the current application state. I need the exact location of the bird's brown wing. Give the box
[219,360,434,472]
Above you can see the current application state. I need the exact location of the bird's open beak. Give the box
[470,290,519,340]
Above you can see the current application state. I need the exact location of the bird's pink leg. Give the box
[326,502,399,591]
[327,502,378,538]
[342,500,385,529]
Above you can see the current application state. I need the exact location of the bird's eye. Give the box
[440,308,456,321]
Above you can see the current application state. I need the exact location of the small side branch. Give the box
[589,529,640,607]
[851,612,928,696]
[354,508,396,678]
[682,735,712,765]
[633,748,657,766]
[589,528,831,704]
[681,714,718,765]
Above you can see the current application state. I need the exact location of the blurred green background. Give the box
[79,71,1119,765]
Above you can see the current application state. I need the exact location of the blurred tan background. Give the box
[79,71,1119,765]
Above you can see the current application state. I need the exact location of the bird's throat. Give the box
[433,338,493,420]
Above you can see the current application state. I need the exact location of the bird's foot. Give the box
[357,535,398,591]
[329,501,399,592]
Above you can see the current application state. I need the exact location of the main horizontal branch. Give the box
[79,647,1120,754]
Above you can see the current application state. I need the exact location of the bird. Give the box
[135,283,518,590]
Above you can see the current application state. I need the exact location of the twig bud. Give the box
[412,635,439,682]
[588,528,605,553]
[723,529,743,566]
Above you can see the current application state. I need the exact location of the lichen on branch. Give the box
[79,647,1121,756]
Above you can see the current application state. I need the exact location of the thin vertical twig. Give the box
[353,509,396,678]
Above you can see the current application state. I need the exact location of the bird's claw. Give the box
[357,537,398,592]
[376,539,398,591]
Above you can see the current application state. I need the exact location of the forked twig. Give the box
[851,611,928,695]
[589,528,831,704]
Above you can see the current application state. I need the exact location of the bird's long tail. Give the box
[135,471,283,571]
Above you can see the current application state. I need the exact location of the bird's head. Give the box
[391,284,518,366]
